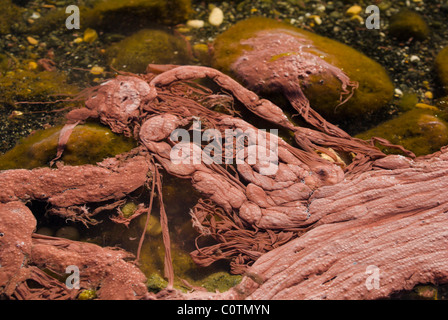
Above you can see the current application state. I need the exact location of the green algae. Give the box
[78,289,98,300]
[121,201,139,219]
[388,9,430,41]
[398,92,419,112]
[139,236,242,293]
[106,29,191,73]
[201,272,242,293]
[0,122,137,170]
[138,213,162,236]
[356,108,448,156]
[146,273,168,293]
[212,17,394,123]
[436,47,448,93]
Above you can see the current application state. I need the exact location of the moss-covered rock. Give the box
[0,123,137,170]
[55,226,80,241]
[77,289,98,300]
[0,67,79,107]
[91,0,191,31]
[436,47,448,93]
[0,0,23,34]
[356,108,448,156]
[388,9,430,41]
[201,272,242,293]
[146,273,168,293]
[31,0,191,34]
[106,29,191,73]
[138,214,162,236]
[212,17,394,123]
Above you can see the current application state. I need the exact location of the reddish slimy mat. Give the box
[0,64,447,300]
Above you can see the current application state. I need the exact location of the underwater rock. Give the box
[201,272,242,293]
[90,0,192,31]
[356,108,448,156]
[138,214,162,236]
[146,273,168,293]
[77,289,97,300]
[121,201,139,219]
[0,123,137,170]
[0,0,22,34]
[106,29,191,73]
[388,9,430,41]
[55,226,80,241]
[436,47,448,93]
[0,68,78,107]
[212,17,394,123]
[31,0,191,34]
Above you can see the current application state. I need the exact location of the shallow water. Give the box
[1,0,447,299]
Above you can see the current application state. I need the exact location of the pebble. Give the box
[415,103,438,111]
[26,36,38,45]
[409,55,420,63]
[187,19,205,29]
[346,5,362,16]
[350,15,364,25]
[83,28,98,43]
[30,12,41,20]
[310,15,322,25]
[209,7,224,26]
[28,61,38,70]
[394,88,404,97]
[90,66,104,75]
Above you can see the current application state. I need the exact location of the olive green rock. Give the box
[356,108,448,156]
[90,0,192,31]
[0,0,22,34]
[106,29,191,73]
[388,9,430,41]
[436,47,448,93]
[31,0,191,34]
[212,17,395,123]
[0,68,79,107]
[201,272,242,293]
[78,289,98,300]
[0,123,137,170]
[55,226,80,241]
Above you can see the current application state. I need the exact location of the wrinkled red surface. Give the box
[1,65,447,300]
[0,201,148,300]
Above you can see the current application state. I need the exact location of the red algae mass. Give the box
[0,64,447,300]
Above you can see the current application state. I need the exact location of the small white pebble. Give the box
[409,55,420,63]
[31,12,41,19]
[209,7,224,26]
[394,88,403,97]
[316,5,326,12]
[186,19,205,29]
